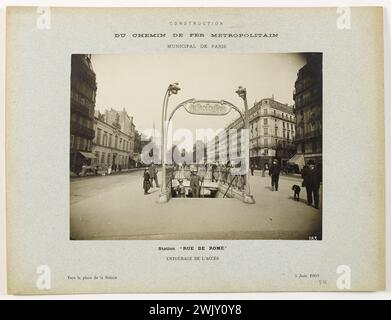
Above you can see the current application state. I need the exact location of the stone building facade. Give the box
[92,109,136,169]
[70,54,97,175]
[292,53,322,166]
[209,97,296,168]
[250,97,296,168]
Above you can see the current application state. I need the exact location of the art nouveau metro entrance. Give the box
[158,84,255,204]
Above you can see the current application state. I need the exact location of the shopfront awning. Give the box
[288,154,305,169]
[79,151,96,159]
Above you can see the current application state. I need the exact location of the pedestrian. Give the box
[149,163,155,187]
[262,162,268,177]
[175,179,186,198]
[149,162,159,188]
[211,163,217,182]
[153,165,159,187]
[301,160,321,209]
[269,159,281,191]
[250,162,255,176]
[143,168,151,194]
[189,170,201,198]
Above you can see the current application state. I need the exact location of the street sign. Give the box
[183,100,232,116]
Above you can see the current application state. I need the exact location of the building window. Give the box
[96,128,102,145]
[109,134,112,147]
[275,128,278,136]
[264,128,268,136]
[95,151,100,163]
[75,136,80,149]
[101,152,106,164]
[70,135,75,148]
[264,108,268,115]
[264,138,268,147]
[283,122,285,128]
[103,132,108,147]
[115,136,118,149]
[264,118,268,125]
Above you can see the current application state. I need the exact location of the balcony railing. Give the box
[71,91,94,118]
[294,129,322,141]
[269,113,295,122]
[70,121,95,139]
[294,94,321,109]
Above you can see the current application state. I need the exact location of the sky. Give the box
[91,53,306,149]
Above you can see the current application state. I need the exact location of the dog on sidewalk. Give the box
[291,185,301,201]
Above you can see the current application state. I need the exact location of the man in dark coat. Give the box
[211,163,217,182]
[301,160,321,209]
[148,163,159,188]
[190,170,201,198]
[269,159,281,191]
[143,169,151,195]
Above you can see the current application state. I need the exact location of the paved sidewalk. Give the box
[70,167,145,179]
[70,170,322,240]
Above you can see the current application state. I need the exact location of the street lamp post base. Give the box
[158,191,169,203]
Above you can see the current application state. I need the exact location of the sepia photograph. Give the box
[69,53,323,240]
[5,4,387,295]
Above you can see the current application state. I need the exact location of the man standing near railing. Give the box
[211,163,217,182]
[149,162,159,188]
[190,169,201,198]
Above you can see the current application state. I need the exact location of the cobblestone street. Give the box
[70,170,322,240]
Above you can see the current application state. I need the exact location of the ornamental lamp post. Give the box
[159,83,180,203]
[236,86,255,204]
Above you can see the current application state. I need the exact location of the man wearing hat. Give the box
[269,159,281,191]
[190,169,201,198]
[175,179,186,198]
[148,162,159,188]
[301,160,321,209]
